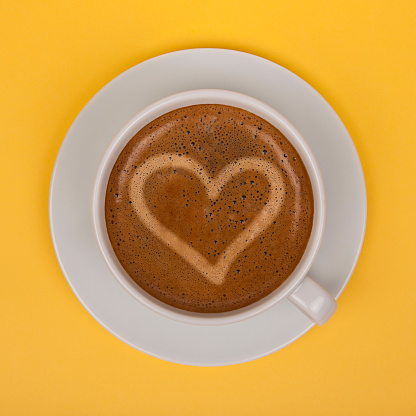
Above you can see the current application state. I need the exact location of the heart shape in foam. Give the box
[129,154,285,285]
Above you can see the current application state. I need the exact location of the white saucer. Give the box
[49,49,366,366]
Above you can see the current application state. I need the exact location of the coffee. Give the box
[105,104,314,313]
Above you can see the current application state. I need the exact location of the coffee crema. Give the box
[105,104,314,312]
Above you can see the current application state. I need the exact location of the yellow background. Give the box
[1,0,415,414]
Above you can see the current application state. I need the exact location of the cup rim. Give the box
[92,89,326,326]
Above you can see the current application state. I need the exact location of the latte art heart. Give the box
[129,154,286,285]
[105,104,314,312]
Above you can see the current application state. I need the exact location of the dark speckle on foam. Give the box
[105,104,314,313]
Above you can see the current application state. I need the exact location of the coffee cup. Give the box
[92,89,337,326]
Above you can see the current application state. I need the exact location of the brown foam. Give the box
[105,104,314,313]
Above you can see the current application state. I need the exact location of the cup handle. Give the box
[288,276,337,325]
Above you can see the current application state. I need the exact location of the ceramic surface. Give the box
[49,49,366,366]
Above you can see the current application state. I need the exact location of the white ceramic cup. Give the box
[92,89,337,326]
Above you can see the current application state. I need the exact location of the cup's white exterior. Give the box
[92,89,336,326]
